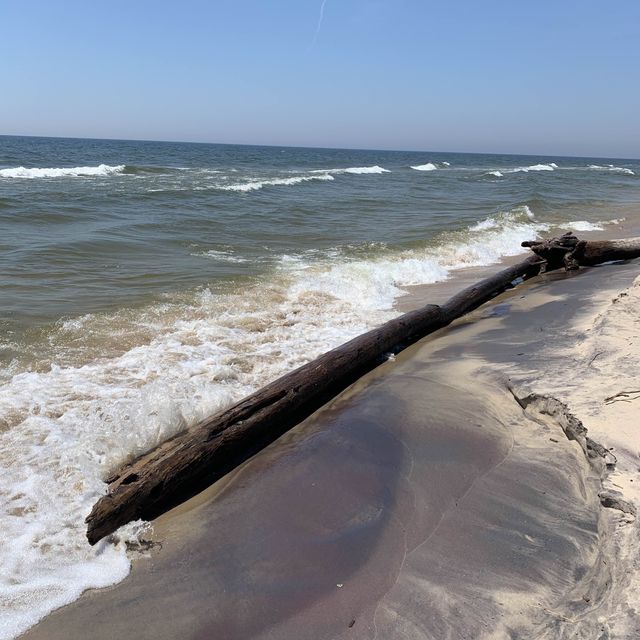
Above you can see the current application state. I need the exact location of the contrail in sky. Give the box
[308,0,328,51]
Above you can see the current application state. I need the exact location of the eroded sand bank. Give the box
[21,260,639,640]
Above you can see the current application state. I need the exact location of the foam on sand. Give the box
[0,204,549,638]
[0,165,126,179]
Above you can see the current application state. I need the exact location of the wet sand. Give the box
[21,260,640,639]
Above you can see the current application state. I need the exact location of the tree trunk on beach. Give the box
[522,233,640,271]
[85,235,640,545]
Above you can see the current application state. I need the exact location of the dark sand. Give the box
[21,260,640,640]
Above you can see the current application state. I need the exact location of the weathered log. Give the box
[86,255,543,544]
[86,235,640,544]
[522,234,640,271]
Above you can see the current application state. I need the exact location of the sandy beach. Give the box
[18,256,640,640]
[3,2,639,637]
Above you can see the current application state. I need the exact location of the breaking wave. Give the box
[564,218,625,232]
[0,193,626,638]
[339,165,390,174]
[505,163,558,174]
[220,173,334,192]
[587,164,635,176]
[410,161,450,171]
[0,164,126,179]
[309,165,391,175]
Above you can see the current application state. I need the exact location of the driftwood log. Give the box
[86,235,640,544]
[522,233,640,271]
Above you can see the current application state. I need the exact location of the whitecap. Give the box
[565,218,626,232]
[565,220,604,232]
[309,165,390,175]
[0,201,550,637]
[340,165,389,174]
[411,163,438,171]
[587,164,635,175]
[221,173,334,192]
[0,164,126,179]
[194,249,249,263]
[505,163,556,173]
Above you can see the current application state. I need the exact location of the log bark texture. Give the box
[86,236,640,544]
[522,234,640,271]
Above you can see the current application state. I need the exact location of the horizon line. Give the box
[0,132,638,162]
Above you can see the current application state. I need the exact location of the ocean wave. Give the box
[564,217,625,232]
[0,164,126,179]
[0,204,549,638]
[587,164,635,175]
[565,220,604,232]
[340,165,390,174]
[280,204,546,310]
[410,161,451,171]
[193,249,250,263]
[486,170,504,178]
[309,165,390,175]
[120,165,208,175]
[505,163,558,174]
[221,173,334,192]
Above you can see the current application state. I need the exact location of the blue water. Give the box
[0,135,639,639]
[1,136,638,331]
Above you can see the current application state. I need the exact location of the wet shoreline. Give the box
[21,258,640,639]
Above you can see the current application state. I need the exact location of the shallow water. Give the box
[1,135,639,638]
[24,263,640,640]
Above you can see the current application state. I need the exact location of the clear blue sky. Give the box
[1,0,639,157]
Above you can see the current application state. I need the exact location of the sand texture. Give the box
[21,260,640,639]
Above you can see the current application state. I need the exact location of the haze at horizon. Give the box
[1,0,639,158]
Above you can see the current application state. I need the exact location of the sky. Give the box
[1,0,639,157]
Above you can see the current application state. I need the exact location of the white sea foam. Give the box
[195,249,249,263]
[309,165,390,176]
[301,206,547,309]
[0,203,548,638]
[0,165,125,179]
[221,173,334,192]
[505,163,557,174]
[565,220,604,231]
[411,163,438,171]
[587,164,635,175]
[469,205,538,231]
[564,218,626,232]
[341,165,390,174]
[486,170,504,178]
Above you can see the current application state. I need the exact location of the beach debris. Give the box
[604,389,640,404]
[85,234,640,544]
[508,389,617,469]
[598,490,637,516]
[523,233,640,272]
